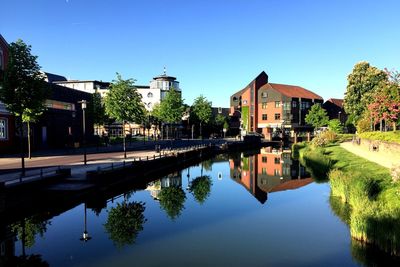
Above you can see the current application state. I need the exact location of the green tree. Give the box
[189,176,213,204]
[191,95,212,138]
[0,40,48,168]
[305,103,329,128]
[89,90,107,134]
[104,201,146,248]
[157,87,185,139]
[104,73,145,157]
[158,186,186,220]
[344,62,387,124]
[328,119,344,134]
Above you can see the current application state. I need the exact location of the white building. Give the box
[53,80,110,98]
[137,69,181,111]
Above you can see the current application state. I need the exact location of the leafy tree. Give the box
[157,87,185,139]
[189,176,213,204]
[89,90,108,134]
[0,39,48,165]
[191,95,212,137]
[328,119,344,134]
[368,70,400,131]
[158,186,186,220]
[104,73,145,157]
[305,103,329,128]
[104,201,146,248]
[344,62,387,124]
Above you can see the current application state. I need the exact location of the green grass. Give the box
[359,131,400,144]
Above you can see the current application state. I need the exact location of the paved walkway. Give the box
[0,139,230,185]
[340,141,400,169]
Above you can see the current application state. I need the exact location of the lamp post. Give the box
[338,111,342,123]
[78,100,87,165]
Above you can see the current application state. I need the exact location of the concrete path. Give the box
[340,141,400,169]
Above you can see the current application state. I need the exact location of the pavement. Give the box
[0,138,230,185]
[340,141,400,169]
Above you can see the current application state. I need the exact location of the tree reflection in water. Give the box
[158,187,186,220]
[0,254,49,267]
[104,200,146,248]
[189,175,212,204]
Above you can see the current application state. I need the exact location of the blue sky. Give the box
[1,0,399,107]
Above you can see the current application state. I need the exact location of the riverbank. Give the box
[296,142,400,256]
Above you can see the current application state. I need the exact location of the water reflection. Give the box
[229,147,312,203]
[189,176,213,204]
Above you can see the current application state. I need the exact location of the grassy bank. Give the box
[296,142,400,256]
[359,131,400,144]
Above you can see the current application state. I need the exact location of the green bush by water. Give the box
[359,131,400,144]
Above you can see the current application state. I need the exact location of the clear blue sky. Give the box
[2,0,399,107]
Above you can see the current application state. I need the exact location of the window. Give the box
[262,102,267,109]
[283,102,291,111]
[274,113,281,120]
[292,101,297,108]
[243,100,248,105]
[275,101,280,108]
[306,102,311,108]
[0,118,7,140]
[232,96,238,102]
[262,156,267,163]
[274,157,280,164]
[300,102,306,109]
[261,92,268,98]
[147,92,153,98]
[262,168,267,174]
[262,114,267,120]
[274,169,281,176]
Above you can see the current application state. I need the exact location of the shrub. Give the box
[356,116,371,133]
[328,119,344,134]
[391,164,400,183]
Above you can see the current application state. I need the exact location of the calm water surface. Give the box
[4,148,372,266]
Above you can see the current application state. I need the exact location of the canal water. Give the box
[2,147,395,266]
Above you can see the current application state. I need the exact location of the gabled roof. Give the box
[326,98,344,108]
[262,83,323,100]
[231,71,268,97]
[269,178,314,193]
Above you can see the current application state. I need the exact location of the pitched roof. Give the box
[326,98,344,108]
[269,178,314,193]
[263,83,323,100]
[232,71,268,96]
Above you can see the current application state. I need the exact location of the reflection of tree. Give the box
[190,176,212,204]
[11,215,51,252]
[329,194,351,225]
[104,201,146,248]
[158,187,186,220]
[0,254,49,267]
[202,160,213,172]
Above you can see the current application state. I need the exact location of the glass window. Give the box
[274,157,280,164]
[147,92,153,98]
[262,168,267,174]
[262,114,267,120]
[274,113,281,120]
[262,102,267,109]
[274,169,281,176]
[275,101,280,108]
[261,92,268,98]
[262,156,267,163]
[0,118,7,140]
[292,101,297,108]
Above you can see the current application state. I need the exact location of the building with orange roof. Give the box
[230,71,323,140]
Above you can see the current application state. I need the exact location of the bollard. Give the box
[147,156,149,161]
[153,155,155,160]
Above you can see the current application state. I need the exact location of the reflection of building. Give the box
[146,172,182,200]
[230,71,323,140]
[230,148,312,203]
[0,226,16,258]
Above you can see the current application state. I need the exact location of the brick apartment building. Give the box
[230,71,323,140]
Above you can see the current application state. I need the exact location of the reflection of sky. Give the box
[14,160,357,267]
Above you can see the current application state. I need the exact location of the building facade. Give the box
[137,69,181,111]
[230,71,323,140]
[323,98,347,124]
[54,80,110,98]
[0,34,15,153]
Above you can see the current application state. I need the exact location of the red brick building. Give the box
[230,71,323,140]
[0,34,16,153]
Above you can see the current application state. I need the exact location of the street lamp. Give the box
[78,100,87,165]
[338,111,342,123]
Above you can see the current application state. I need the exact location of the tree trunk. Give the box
[28,121,31,159]
[393,122,397,132]
[123,121,127,159]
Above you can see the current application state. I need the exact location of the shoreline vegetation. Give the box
[293,134,400,257]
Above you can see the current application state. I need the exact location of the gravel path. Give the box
[340,141,400,169]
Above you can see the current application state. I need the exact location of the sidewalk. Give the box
[0,139,229,184]
[340,141,400,169]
